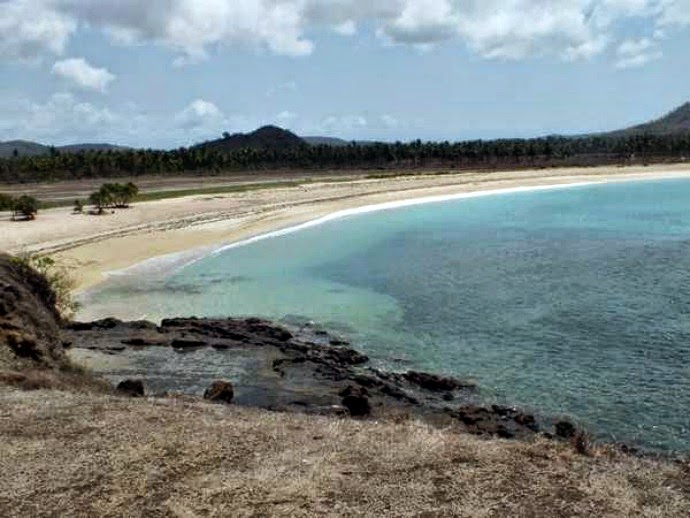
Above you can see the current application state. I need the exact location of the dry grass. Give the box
[0,387,688,517]
[0,365,110,393]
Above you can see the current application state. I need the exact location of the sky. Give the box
[0,0,689,149]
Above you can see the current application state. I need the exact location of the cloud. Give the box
[615,38,662,68]
[275,110,298,124]
[175,99,225,129]
[0,92,117,141]
[1,1,687,66]
[51,58,115,92]
[0,93,253,146]
[0,0,75,61]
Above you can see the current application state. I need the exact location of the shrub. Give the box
[89,182,139,213]
[12,195,40,220]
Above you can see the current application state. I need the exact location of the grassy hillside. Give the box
[1,387,688,517]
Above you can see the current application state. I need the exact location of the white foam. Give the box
[210,181,600,255]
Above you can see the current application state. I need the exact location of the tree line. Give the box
[2,133,690,183]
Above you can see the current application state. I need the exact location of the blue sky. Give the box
[1,1,689,148]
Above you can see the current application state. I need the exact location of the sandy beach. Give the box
[3,164,690,291]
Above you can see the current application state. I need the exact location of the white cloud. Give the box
[1,1,688,66]
[381,0,457,45]
[0,93,255,147]
[615,38,662,68]
[0,0,75,61]
[321,114,368,132]
[658,0,690,27]
[52,58,115,92]
[275,110,298,124]
[0,92,117,141]
[175,99,224,130]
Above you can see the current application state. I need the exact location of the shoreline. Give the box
[4,164,690,293]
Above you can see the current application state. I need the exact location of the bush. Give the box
[89,182,139,214]
[12,195,40,220]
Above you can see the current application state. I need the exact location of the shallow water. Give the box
[81,179,690,452]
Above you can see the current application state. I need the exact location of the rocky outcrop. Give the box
[0,254,67,370]
[63,316,559,440]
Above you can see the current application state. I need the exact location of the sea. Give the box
[78,178,690,453]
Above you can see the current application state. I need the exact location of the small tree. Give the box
[73,199,84,214]
[123,182,139,206]
[12,195,39,220]
[91,182,139,211]
[89,190,109,215]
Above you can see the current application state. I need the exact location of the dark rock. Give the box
[339,385,369,398]
[352,374,383,388]
[116,379,145,397]
[129,320,158,330]
[555,420,577,439]
[380,383,419,404]
[404,371,474,392]
[329,339,350,346]
[448,405,536,439]
[171,338,207,349]
[340,385,371,416]
[121,337,167,346]
[204,380,234,404]
[327,347,368,366]
[65,321,95,331]
[342,394,371,416]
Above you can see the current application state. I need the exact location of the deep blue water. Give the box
[82,179,690,452]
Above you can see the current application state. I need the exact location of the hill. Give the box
[0,140,50,158]
[607,102,690,136]
[0,141,128,158]
[197,125,306,152]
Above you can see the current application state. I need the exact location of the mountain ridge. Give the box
[3,101,690,159]
[605,102,690,137]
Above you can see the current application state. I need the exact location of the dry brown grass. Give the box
[0,366,110,393]
[0,387,688,518]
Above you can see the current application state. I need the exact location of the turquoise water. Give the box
[83,179,690,452]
